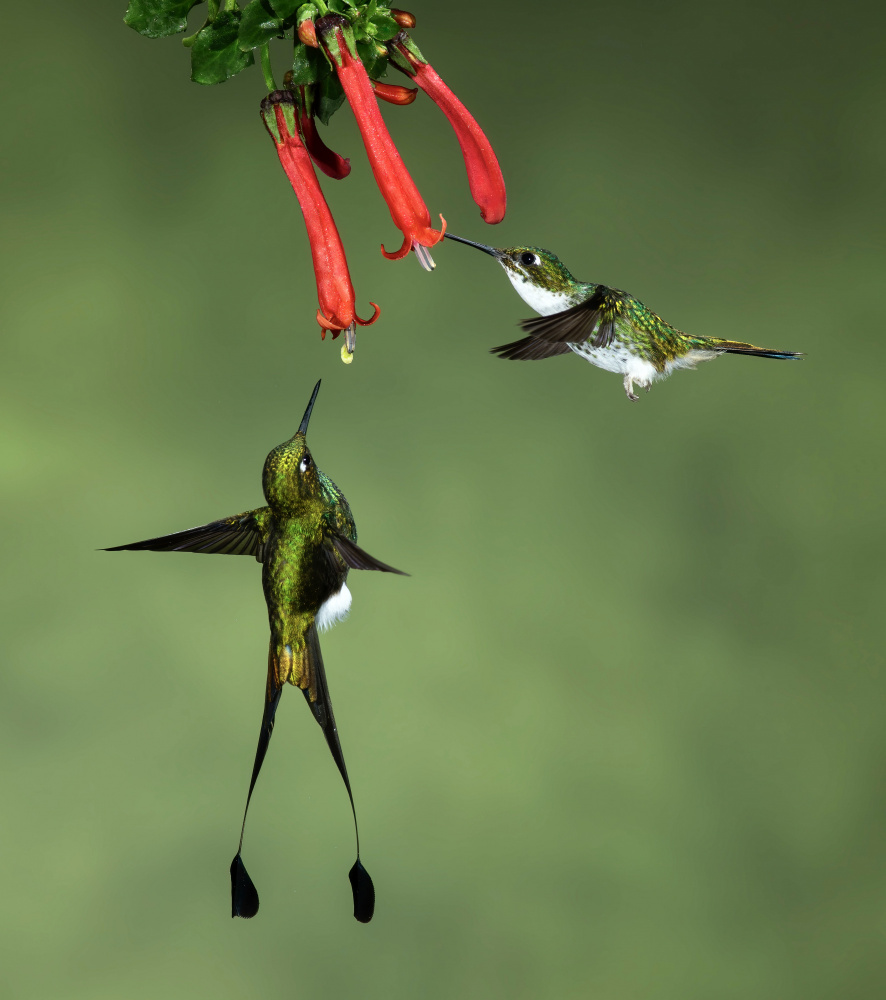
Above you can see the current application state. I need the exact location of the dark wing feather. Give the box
[490,335,574,361]
[104,508,269,562]
[517,287,624,348]
[329,534,409,575]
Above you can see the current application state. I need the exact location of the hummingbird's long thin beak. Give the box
[297,380,321,436]
[443,232,501,258]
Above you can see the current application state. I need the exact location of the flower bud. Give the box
[371,81,418,105]
[390,8,416,28]
[297,18,318,47]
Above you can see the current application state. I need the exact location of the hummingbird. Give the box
[444,234,802,400]
[104,380,407,922]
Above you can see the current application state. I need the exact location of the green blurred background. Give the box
[2,1,885,997]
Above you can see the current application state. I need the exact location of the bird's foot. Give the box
[623,375,639,401]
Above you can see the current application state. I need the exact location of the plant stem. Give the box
[260,44,277,92]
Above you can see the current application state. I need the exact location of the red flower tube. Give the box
[317,15,445,262]
[388,32,506,225]
[260,91,379,337]
[296,85,351,180]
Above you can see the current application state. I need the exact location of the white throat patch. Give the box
[503,266,573,316]
[316,583,352,632]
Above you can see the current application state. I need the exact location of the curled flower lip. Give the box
[317,15,445,262]
[316,302,380,334]
[260,91,379,337]
[388,33,506,225]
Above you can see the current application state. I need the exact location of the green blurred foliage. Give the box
[2,1,885,997]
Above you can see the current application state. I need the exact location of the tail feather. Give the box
[269,638,317,701]
[712,339,803,360]
[299,625,376,923]
[255,629,375,922]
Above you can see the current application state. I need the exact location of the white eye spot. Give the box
[519,251,540,267]
[299,455,311,473]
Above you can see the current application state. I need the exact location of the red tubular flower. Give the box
[388,32,506,225]
[260,91,379,337]
[371,80,418,106]
[296,85,351,180]
[317,15,445,262]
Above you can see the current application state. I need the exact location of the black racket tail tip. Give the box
[349,858,375,923]
[230,853,260,919]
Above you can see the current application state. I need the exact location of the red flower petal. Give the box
[389,35,506,225]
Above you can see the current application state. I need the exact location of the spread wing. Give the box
[327,534,409,575]
[491,286,627,360]
[488,334,574,361]
[104,508,270,562]
[317,489,406,575]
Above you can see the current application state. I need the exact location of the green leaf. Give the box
[270,0,303,18]
[238,0,282,50]
[315,71,345,125]
[367,12,398,41]
[190,9,255,84]
[290,43,321,85]
[356,39,386,79]
[125,0,203,38]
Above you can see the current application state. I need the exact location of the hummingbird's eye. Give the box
[520,252,540,267]
[299,454,312,473]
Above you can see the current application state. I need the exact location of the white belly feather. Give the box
[316,582,352,632]
[569,342,659,384]
[569,344,719,384]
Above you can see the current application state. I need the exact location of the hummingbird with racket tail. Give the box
[444,234,802,400]
[105,380,406,922]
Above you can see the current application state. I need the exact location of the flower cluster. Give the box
[126,1,506,356]
[262,9,506,354]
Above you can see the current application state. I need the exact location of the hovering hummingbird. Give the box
[105,380,406,922]
[444,234,802,400]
